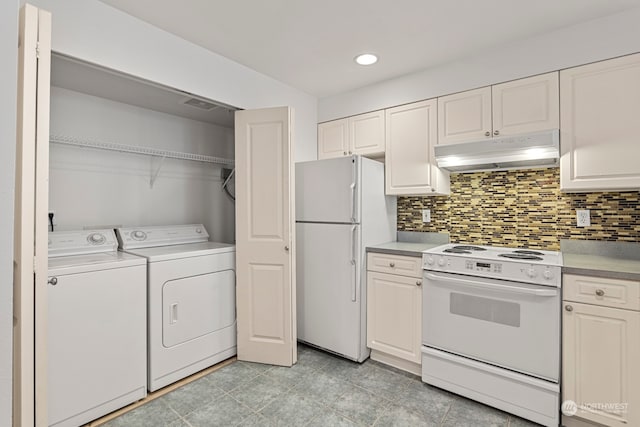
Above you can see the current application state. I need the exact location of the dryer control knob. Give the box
[87,233,106,245]
[132,230,147,240]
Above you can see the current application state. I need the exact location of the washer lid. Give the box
[116,224,209,249]
[48,251,146,275]
[49,229,118,257]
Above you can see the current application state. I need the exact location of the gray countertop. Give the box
[561,240,640,281]
[366,241,445,257]
[366,231,448,257]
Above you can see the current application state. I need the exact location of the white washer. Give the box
[116,224,236,392]
[47,229,146,427]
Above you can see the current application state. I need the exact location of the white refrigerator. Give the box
[296,155,396,362]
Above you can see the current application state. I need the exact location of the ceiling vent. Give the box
[181,97,219,110]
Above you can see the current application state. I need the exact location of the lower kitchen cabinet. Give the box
[366,252,422,375]
[562,274,640,427]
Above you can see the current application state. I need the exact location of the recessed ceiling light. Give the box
[355,53,378,66]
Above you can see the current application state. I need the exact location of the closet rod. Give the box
[49,134,234,166]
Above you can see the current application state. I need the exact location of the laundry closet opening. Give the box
[49,53,238,242]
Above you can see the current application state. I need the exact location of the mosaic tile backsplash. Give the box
[397,168,640,251]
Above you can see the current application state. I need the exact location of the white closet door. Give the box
[14,5,51,427]
[235,107,296,366]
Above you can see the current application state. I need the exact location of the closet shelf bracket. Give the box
[150,155,167,189]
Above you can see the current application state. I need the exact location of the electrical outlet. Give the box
[422,209,431,223]
[576,209,591,227]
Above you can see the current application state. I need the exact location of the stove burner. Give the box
[513,250,544,256]
[451,245,487,251]
[498,253,543,261]
[444,248,472,254]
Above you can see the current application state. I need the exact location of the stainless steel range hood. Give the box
[435,129,559,173]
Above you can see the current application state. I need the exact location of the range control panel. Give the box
[422,254,561,287]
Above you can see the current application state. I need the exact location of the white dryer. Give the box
[116,224,236,392]
[47,229,146,427]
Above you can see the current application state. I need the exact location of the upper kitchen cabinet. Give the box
[560,53,640,192]
[385,100,449,195]
[438,72,559,145]
[317,110,385,159]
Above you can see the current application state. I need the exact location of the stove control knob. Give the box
[543,270,553,280]
[526,268,537,278]
[437,258,446,267]
[425,256,434,266]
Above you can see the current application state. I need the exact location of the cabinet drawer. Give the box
[563,274,640,311]
[367,253,422,277]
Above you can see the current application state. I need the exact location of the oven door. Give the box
[423,271,559,382]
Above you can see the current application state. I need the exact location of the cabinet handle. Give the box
[343,151,347,155]
[494,130,500,136]
[284,245,289,252]
[48,277,58,286]
[484,131,491,137]
[565,305,573,312]
[389,262,395,268]
[416,280,422,286]
[595,289,605,296]
[349,151,352,155]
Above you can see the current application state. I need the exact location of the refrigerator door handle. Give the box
[350,158,357,222]
[350,225,357,302]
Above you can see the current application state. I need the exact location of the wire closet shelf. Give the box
[49,134,235,166]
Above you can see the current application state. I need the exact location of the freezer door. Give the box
[295,156,359,223]
[296,222,363,360]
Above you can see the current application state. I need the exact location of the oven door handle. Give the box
[424,272,558,297]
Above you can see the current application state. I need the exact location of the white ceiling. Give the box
[98,0,640,98]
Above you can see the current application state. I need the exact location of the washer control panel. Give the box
[49,229,118,257]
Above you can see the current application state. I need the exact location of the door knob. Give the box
[565,305,573,312]
[48,277,58,286]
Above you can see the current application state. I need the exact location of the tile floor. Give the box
[103,344,542,426]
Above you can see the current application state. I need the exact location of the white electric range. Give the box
[421,244,562,427]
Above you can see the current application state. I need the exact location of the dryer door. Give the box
[163,270,236,347]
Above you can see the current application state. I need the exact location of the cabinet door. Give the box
[367,271,422,363]
[318,118,349,160]
[560,53,640,191]
[492,72,559,136]
[350,110,385,157]
[563,301,640,426]
[437,86,491,145]
[386,99,448,195]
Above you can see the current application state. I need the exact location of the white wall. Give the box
[50,87,236,242]
[24,0,318,162]
[0,0,19,424]
[319,6,640,121]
